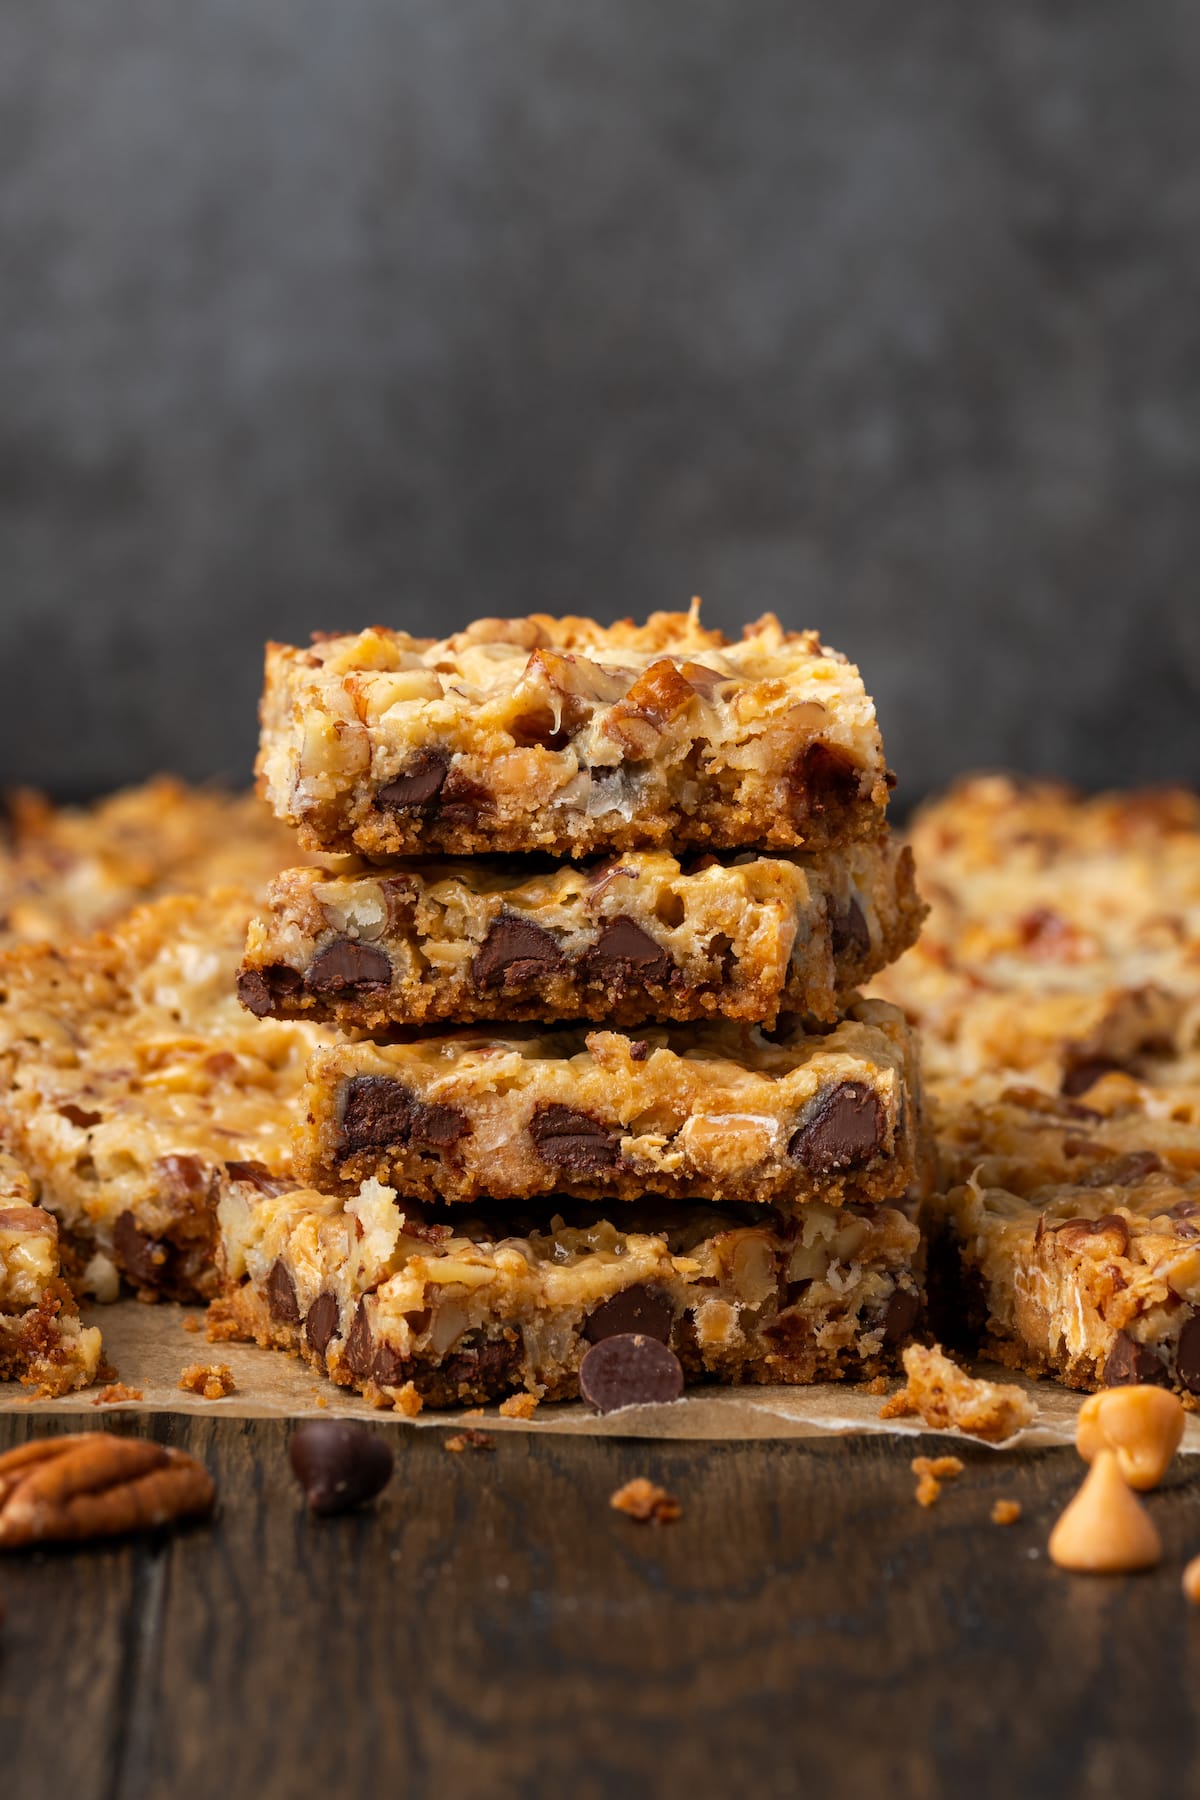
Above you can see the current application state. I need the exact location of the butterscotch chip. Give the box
[882,1344,1036,1443]
[610,1477,681,1524]
[991,1499,1022,1526]
[92,1383,143,1407]
[911,1454,963,1508]
[178,1363,237,1401]
[498,1393,539,1420]
[1048,1449,1162,1573]
[1075,1387,1184,1491]
[445,1430,495,1454]
[1182,1554,1200,1604]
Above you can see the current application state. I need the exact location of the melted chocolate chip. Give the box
[412,1104,470,1150]
[112,1211,169,1289]
[788,1082,886,1175]
[1102,1332,1169,1388]
[372,1342,409,1388]
[1079,1151,1165,1188]
[343,1300,376,1379]
[289,1420,394,1516]
[225,1160,292,1197]
[528,1104,620,1175]
[58,1102,102,1129]
[830,897,871,960]
[473,914,565,989]
[579,1333,685,1413]
[1061,1058,1129,1099]
[340,1076,415,1152]
[307,939,392,994]
[237,965,304,1017]
[1175,1316,1200,1395]
[438,768,491,825]
[266,1257,300,1325]
[879,1286,920,1349]
[788,741,864,823]
[583,1285,674,1345]
[304,1291,340,1357]
[376,749,450,813]
[440,1335,521,1394]
[585,915,673,987]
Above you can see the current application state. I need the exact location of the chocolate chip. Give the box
[307,939,392,994]
[288,1420,394,1516]
[58,1102,102,1128]
[224,1160,292,1197]
[1080,1151,1164,1188]
[879,1286,920,1348]
[473,914,565,989]
[579,1333,685,1413]
[340,1076,414,1152]
[583,1285,673,1345]
[1102,1332,1169,1387]
[411,1104,470,1150]
[372,1342,409,1388]
[585,915,673,987]
[788,741,863,822]
[440,1334,522,1394]
[829,897,871,960]
[376,749,450,813]
[343,1301,375,1379]
[112,1211,169,1289]
[1061,1058,1128,1098]
[266,1258,300,1325]
[438,767,491,825]
[304,1291,340,1357]
[788,1082,886,1175]
[629,1040,650,1062]
[528,1104,620,1175]
[237,964,305,1017]
[1176,1316,1200,1395]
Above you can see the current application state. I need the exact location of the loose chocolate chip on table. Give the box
[579,1333,685,1413]
[528,1104,620,1175]
[305,1291,341,1357]
[340,1076,415,1152]
[289,1420,394,1516]
[1061,1058,1129,1099]
[585,915,673,986]
[879,1286,920,1348]
[376,749,450,813]
[473,914,565,989]
[307,939,392,993]
[266,1257,300,1325]
[584,1285,674,1345]
[1176,1317,1200,1396]
[829,897,871,960]
[789,1082,886,1175]
[1103,1332,1170,1388]
[236,965,305,1017]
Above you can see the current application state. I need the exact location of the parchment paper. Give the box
[6,1300,1200,1452]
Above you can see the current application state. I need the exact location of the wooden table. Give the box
[4,1412,1199,1798]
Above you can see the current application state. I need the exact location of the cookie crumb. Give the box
[178,1362,236,1400]
[462,1407,485,1418]
[92,1382,144,1406]
[992,1499,1022,1526]
[882,1343,1036,1442]
[912,1454,964,1507]
[391,1382,423,1419]
[182,1314,201,1334]
[445,1429,495,1453]
[862,1376,889,1396]
[610,1477,682,1524]
[499,1392,539,1420]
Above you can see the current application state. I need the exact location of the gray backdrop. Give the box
[2,0,1199,806]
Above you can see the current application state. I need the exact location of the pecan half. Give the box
[0,1432,215,1549]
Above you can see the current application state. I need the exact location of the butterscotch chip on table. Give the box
[881,1344,1036,1442]
[1048,1449,1161,1573]
[238,838,923,1032]
[610,1477,681,1523]
[178,1363,237,1400]
[211,1173,923,1410]
[294,1001,922,1209]
[0,888,335,1302]
[0,1153,102,1397]
[1075,1387,1184,1490]
[255,610,891,860]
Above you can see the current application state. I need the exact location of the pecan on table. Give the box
[0,1432,215,1549]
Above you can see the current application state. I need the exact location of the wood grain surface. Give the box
[2,1414,1199,1800]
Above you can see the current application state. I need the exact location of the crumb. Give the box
[610,1477,682,1524]
[391,1382,423,1419]
[912,1454,964,1508]
[862,1376,889,1396]
[462,1407,485,1419]
[499,1392,539,1420]
[316,1396,328,1409]
[992,1499,1022,1526]
[92,1382,144,1406]
[206,1312,239,1343]
[182,1314,201,1333]
[178,1362,236,1400]
[881,1343,1037,1443]
[445,1429,495,1453]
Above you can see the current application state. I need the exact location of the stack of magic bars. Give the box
[222,606,928,1411]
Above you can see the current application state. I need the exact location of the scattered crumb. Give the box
[316,1396,329,1409]
[391,1382,423,1419]
[178,1362,236,1400]
[992,1499,1022,1526]
[445,1429,495,1454]
[880,1343,1037,1443]
[610,1477,682,1524]
[862,1376,889,1396]
[462,1407,485,1419]
[912,1454,964,1508]
[205,1312,239,1343]
[499,1392,539,1420]
[92,1382,144,1406]
[182,1314,201,1334]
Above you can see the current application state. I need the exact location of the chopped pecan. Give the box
[0,1432,215,1549]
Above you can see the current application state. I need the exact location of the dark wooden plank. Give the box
[5,1414,1200,1800]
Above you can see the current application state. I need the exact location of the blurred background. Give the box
[2,0,1198,805]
